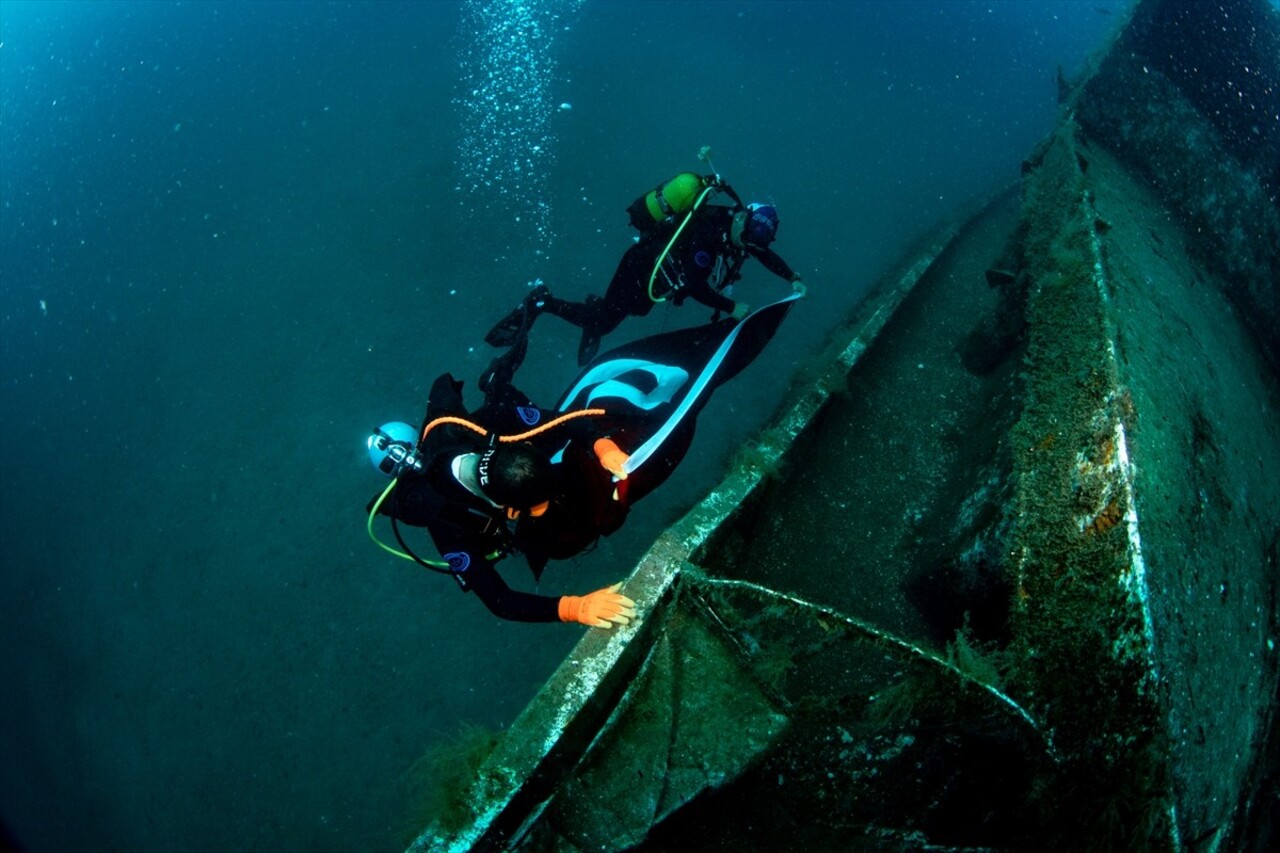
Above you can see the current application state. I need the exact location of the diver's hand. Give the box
[593,438,630,480]
[731,303,750,321]
[790,276,807,297]
[558,583,637,628]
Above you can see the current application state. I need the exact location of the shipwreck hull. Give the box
[409,1,1279,849]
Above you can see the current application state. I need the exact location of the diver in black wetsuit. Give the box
[487,195,806,365]
[367,280,800,627]
[365,325,636,628]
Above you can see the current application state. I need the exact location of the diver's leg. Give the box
[572,298,616,366]
[562,247,655,364]
[479,309,531,398]
[476,361,538,430]
[538,294,595,329]
[533,291,621,366]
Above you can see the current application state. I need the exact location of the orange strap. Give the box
[503,408,608,442]
[419,416,487,443]
[419,408,607,444]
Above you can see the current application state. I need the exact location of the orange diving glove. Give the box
[558,583,637,629]
[593,438,631,480]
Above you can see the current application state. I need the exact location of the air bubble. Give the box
[455,0,584,255]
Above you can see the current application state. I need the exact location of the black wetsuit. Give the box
[381,286,800,621]
[541,204,799,346]
[372,352,628,623]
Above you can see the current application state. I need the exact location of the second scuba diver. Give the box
[486,170,807,365]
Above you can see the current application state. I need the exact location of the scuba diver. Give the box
[486,166,807,366]
[366,292,802,626]
[366,319,637,628]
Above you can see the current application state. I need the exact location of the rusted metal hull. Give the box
[409,1,1279,848]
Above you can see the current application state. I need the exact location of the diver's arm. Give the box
[460,559,563,622]
[464,558,633,628]
[749,245,800,284]
[683,274,737,314]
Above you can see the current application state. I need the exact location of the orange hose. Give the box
[420,416,487,443]
[501,408,607,442]
[419,408,607,445]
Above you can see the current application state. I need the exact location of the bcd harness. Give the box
[630,172,747,304]
[367,408,606,574]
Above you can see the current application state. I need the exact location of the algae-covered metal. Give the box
[408,217,964,853]
[409,0,1279,848]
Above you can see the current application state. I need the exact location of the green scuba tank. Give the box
[626,172,710,231]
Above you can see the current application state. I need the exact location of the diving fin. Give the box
[485,286,550,348]
[485,303,530,348]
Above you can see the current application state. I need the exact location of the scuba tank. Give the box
[626,172,712,232]
[632,172,745,303]
[626,149,748,302]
